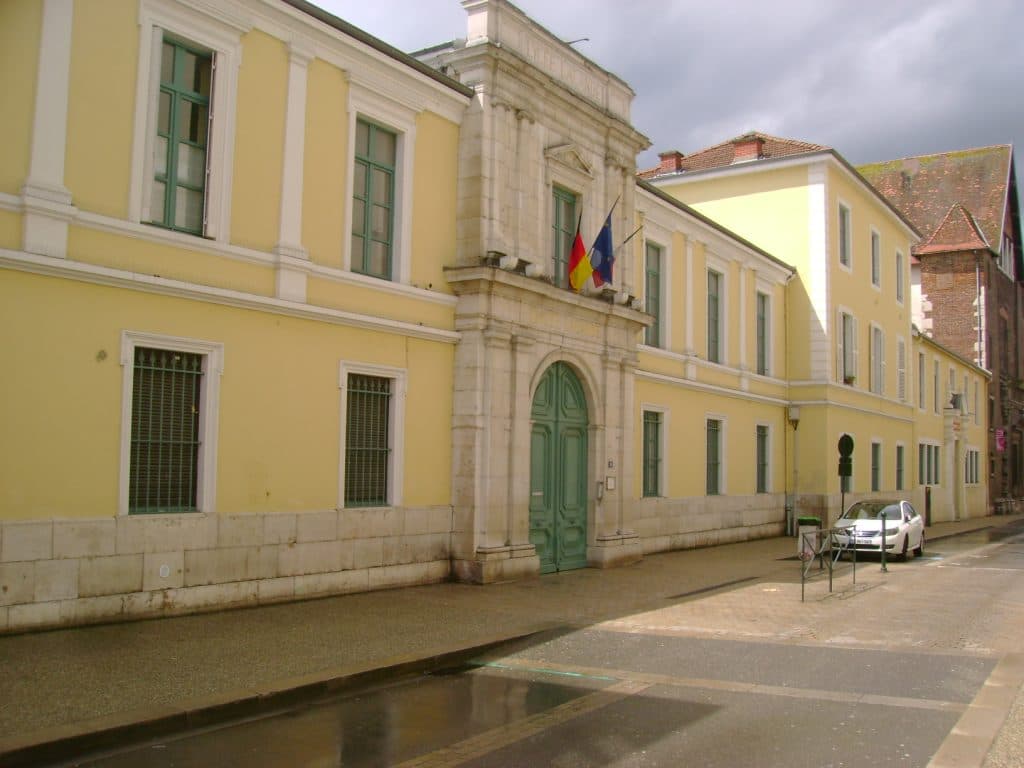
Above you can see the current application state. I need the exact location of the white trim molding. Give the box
[128,0,247,242]
[338,361,407,509]
[118,330,224,516]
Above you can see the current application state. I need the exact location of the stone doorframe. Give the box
[447,266,648,583]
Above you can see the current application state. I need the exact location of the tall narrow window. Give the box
[345,374,391,506]
[706,419,721,495]
[352,119,396,279]
[552,187,577,289]
[756,425,769,493]
[896,445,905,491]
[918,352,925,408]
[642,411,662,497]
[130,347,203,513]
[933,361,939,414]
[838,204,852,267]
[896,250,905,303]
[897,338,906,402]
[756,291,770,376]
[645,243,662,347]
[707,270,722,364]
[871,442,881,492]
[871,231,881,287]
[152,38,212,235]
[838,311,857,383]
[870,326,885,395]
[918,443,926,485]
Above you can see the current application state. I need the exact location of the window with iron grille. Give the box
[151,37,212,235]
[552,187,577,289]
[129,347,203,513]
[706,418,721,495]
[642,410,661,497]
[755,425,769,493]
[352,119,396,279]
[345,374,391,506]
[645,242,662,347]
[707,270,721,363]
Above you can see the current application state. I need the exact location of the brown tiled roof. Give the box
[638,131,828,179]
[857,145,1012,255]
[917,203,989,254]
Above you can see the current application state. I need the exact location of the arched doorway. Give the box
[529,362,588,573]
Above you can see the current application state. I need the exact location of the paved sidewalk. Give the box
[0,514,1019,765]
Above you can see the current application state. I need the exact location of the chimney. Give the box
[732,135,765,163]
[657,150,685,174]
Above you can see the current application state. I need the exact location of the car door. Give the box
[903,502,923,548]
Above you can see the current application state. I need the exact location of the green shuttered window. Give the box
[645,243,662,347]
[345,374,391,506]
[642,411,661,497]
[552,187,576,289]
[129,347,203,513]
[152,37,211,235]
[352,119,396,279]
[706,419,721,495]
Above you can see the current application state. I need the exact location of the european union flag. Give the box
[589,214,614,287]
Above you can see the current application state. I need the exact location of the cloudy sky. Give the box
[314,0,1023,174]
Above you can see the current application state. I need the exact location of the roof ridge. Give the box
[861,143,1012,167]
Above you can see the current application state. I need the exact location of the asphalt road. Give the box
[62,521,1024,768]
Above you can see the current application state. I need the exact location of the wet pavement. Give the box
[2,514,1023,767]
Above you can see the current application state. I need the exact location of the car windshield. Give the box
[841,502,900,521]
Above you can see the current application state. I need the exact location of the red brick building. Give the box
[859,146,1023,510]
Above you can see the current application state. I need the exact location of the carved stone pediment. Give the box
[544,144,594,179]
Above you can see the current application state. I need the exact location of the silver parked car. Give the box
[833,499,925,560]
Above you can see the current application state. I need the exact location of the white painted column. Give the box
[22,0,76,259]
[275,41,313,301]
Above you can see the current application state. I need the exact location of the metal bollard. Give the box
[880,510,888,572]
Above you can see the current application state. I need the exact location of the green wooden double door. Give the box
[529,363,588,574]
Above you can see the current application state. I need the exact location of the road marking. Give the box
[393,679,651,768]
[489,657,967,714]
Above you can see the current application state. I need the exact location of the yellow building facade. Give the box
[1,0,471,631]
[646,137,989,525]
[1,1,992,633]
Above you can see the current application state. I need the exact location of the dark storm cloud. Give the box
[320,0,1024,169]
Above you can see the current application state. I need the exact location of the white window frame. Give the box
[128,0,245,242]
[705,414,727,495]
[344,82,417,284]
[755,422,772,493]
[838,201,852,271]
[870,323,885,395]
[896,336,906,402]
[119,330,224,516]
[871,440,882,492]
[870,228,881,288]
[338,361,407,508]
[918,351,926,410]
[641,404,669,497]
[706,253,728,365]
[837,308,858,384]
[896,249,905,304]
[755,282,772,377]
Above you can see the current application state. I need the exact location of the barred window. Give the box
[130,347,203,513]
[755,425,769,493]
[345,374,391,506]
[642,411,662,497]
[706,419,721,495]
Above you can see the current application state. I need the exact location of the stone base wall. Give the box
[635,494,786,554]
[0,507,452,634]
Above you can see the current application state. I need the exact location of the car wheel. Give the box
[913,532,924,557]
[899,535,909,561]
